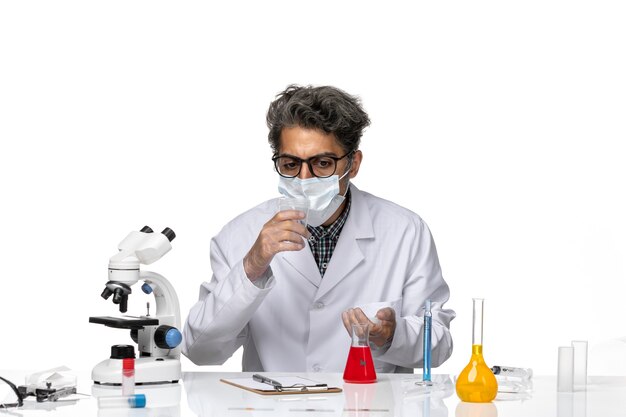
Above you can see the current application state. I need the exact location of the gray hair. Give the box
[266,84,371,155]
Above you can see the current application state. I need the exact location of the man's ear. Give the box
[349,150,363,179]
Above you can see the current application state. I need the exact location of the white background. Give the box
[1,1,625,378]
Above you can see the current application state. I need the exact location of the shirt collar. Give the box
[307,189,352,243]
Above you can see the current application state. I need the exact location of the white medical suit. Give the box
[183,184,455,373]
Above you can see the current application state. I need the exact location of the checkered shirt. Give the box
[306,190,352,277]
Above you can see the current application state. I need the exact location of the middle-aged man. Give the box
[183,85,455,373]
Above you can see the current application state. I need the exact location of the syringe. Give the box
[491,366,533,380]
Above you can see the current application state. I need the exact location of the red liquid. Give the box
[343,346,377,383]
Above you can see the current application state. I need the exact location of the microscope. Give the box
[90,226,182,385]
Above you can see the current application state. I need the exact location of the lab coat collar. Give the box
[315,183,374,299]
[343,183,375,240]
[280,242,322,288]
[278,184,375,293]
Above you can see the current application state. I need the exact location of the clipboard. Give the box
[220,376,342,396]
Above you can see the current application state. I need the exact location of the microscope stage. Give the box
[89,316,159,329]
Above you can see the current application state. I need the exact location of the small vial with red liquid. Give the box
[343,323,377,383]
[122,357,135,395]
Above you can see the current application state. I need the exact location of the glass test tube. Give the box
[98,394,146,409]
[122,358,135,396]
[557,346,574,392]
[572,340,588,389]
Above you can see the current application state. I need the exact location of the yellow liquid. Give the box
[455,344,498,403]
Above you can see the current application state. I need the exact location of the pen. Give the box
[282,384,328,392]
[252,374,283,389]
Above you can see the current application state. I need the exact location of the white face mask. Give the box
[278,169,350,227]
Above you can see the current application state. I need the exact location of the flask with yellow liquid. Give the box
[455,298,498,402]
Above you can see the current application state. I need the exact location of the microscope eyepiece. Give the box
[140,226,154,233]
[161,227,176,242]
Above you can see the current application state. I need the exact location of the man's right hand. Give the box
[243,210,310,281]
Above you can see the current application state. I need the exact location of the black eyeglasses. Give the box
[272,151,353,179]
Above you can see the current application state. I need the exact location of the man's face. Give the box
[277,126,362,196]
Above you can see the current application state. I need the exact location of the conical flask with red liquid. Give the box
[343,323,377,383]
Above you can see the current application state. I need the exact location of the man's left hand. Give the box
[341,307,396,347]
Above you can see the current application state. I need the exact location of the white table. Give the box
[1,371,625,416]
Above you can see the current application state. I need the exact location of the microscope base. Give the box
[92,357,181,385]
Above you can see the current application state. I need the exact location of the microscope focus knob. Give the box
[154,325,182,349]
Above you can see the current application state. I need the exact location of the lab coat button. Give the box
[313,365,322,372]
[314,302,324,310]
